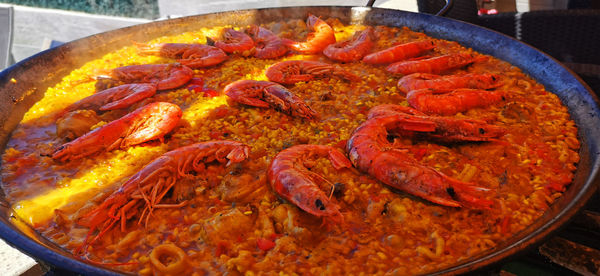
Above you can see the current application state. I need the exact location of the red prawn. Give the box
[406,88,506,115]
[268,144,352,224]
[137,43,228,68]
[347,105,505,208]
[386,53,486,75]
[52,102,182,161]
[109,63,194,90]
[77,141,250,255]
[283,14,336,54]
[245,25,288,59]
[265,60,359,85]
[212,28,255,56]
[224,79,318,120]
[323,27,374,62]
[64,83,157,113]
[362,40,435,64]
[397,73,502,94]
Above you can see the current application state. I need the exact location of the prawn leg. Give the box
[77,141,250,254]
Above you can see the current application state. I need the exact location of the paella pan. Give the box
[0,6,598,275]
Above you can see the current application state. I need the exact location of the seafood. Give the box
[212,28,255,56]
[386,53,486,75]
[265,60,360,85]
[397,73,502,94]
[137,43,228,68]
[267,144,352,223]
[362,40,435,64]
[323,27,374,62]
[77,141,250,253]
[245,25,288,59]
[407,88,506,115]
[56,110,102,140]
[64,83,157,113]
[52,102,182,161]
[283,14,336,54]
[347,105,505,208]
[367,104,506,142]
[109,63,194,90]
[367,104,428,119]
[224,79,318,120]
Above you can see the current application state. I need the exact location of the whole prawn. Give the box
[137,43,228,68]
[397,73,502,94]
[64,83,157,113]
[224,79,318,120]
[77,141,250,254]
[323,27,374,62]
[367,104,506,142]
[245,25,288,59]
[347,105,505,208]
[268,144,352,224]
[284,14,336,54]
[109,63,194,90]
[52,102,182,161]
[407,88,506,115]
[211,28,255,56]
[386,53,486,75]
[362,40,435,64]
[265,60,359,85]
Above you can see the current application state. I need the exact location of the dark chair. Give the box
[418,0,600,95]
[417,0,480,24]
[0,5,14,70]
[479,9,600,95]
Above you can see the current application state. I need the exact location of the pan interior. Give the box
[0,6,598,275]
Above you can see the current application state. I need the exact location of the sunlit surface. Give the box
[182,95,228,127]
[13,145,167,226]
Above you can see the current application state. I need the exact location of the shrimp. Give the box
[347,105,505,208]
[77,141,250,254]
[367,104,507,142]
[283,14,336,54]
[268,144,352,224]
[245,25,288,59]
[64,83,157,113]
[386,53,486,75]
[224,79,318,120]
[362,40,435,64]
[323,27,374,62]
[265,60,360,85]
[109,63,194,90]
[397,73,502,94]
[407,88,506,116]
[137,43,228,68]
[211,28,255,56]
[52,102,182,161]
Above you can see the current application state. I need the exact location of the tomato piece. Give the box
[212,106,229,118]
[209,130,222,139]
[257,238,276,251]
[187,84,203,93]
[215,240,231,256]
[500,216,511,234]
[334,139,348,150]
[412,148,428,161]
[202,88,219,98]
[188,77,204,86]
